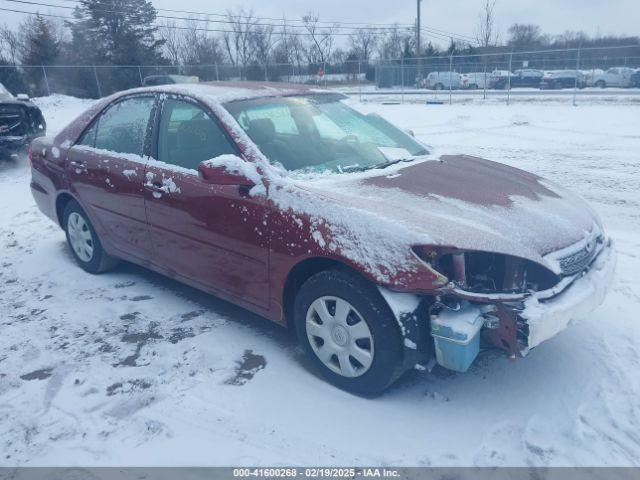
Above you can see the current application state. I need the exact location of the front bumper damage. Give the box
[380,239,616,372]
[518,238,616,353]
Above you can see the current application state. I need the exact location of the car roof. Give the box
[127,81,328,104]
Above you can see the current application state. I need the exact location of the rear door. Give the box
[66,95,157,262]
[143,95,270,308]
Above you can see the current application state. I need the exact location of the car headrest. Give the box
[246,118,276,144]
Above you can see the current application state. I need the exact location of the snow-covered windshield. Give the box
[224,94,428,173]
[0,82,14,101]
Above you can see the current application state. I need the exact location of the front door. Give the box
[66,95,156,262]
[144,96,270,308]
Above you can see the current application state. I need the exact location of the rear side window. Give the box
[93,96,155,156]
[157,98,238,171]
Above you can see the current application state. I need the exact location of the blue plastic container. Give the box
[431,305,483,373]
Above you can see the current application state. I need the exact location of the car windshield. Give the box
[224,94,428,173]
[0,83,14,101]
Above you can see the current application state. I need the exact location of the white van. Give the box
[422,72,462,90]
[591,67,635,88]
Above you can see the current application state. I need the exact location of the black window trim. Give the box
[151,93,242,175]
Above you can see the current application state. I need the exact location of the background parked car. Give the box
[142,74,199,87]
[591,67,636,88]
[0,82,46,160]
[421,71,462,90]
[583,69,605,87]
[489,70,512,89]
[492,69,543,89]
[461,72,491,89]
[631,69,640,88]
[539,70,586,89]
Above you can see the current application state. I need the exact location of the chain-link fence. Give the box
[0,45,638,104]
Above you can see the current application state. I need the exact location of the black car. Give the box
[539,70,587,90]
[0,83,46,160]
[492,69,543,89]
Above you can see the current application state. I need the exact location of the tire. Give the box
[595,80,606,89]
[294,269,405,396]
[63,199,118,274]
[434,83,444,90]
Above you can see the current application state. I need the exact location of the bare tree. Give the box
[507,24,548,50]
[0,24,22,64]
[223,8,257,75]
[251,24,275,66]
[476,0,498,49]
[349,28,378,62]
[301,13,335,65]
[158,19,181,65]
[179,18,225,66]
[377,25,409,60]
[286,33,307,72]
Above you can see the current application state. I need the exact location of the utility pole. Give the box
[416,0,421,56]
[416,0,422,84]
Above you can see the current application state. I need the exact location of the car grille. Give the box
[557,237,599,276]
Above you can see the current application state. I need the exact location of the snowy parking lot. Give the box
[1,94,639,467]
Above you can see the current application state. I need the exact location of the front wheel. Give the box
[294,269,405,396]
[63,200,118,274]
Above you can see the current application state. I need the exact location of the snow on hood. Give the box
[280,155,603,275]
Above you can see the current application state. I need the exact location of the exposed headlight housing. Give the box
[412,246,560,294]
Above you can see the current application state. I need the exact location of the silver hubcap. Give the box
[67,212,94,262]
[306,296,374,378]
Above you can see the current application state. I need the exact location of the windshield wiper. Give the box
[369,157,416,170]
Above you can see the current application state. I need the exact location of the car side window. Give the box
[158,98,238,171]
[77,121,98,147]
[93,96,155,156]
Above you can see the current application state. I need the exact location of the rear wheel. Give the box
[434,83,444,90]
[595,80,606,88]
[294,269,405,396]
[63,200,118,274]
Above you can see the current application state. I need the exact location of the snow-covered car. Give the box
[29,82,615,395]
[460,72,491,89]
[540,70,587,89]
[591,67,636,88]
[421,71,462,90]
[0,83,46,160]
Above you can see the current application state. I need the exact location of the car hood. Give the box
[293,155,602,273]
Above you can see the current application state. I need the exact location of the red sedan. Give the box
[29,82,615,395]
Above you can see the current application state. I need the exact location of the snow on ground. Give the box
[1,94,639,467]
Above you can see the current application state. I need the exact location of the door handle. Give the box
[69,160,86,172]
[144,181,166,198]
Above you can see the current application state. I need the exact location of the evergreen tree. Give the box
[68,0,164,94]
[20,15,60,95]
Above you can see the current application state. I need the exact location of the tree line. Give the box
[0,0,638,97]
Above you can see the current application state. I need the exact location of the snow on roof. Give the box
[130,81,333,104]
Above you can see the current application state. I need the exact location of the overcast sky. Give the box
[2,0,638,47]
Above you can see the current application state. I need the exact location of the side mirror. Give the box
[198,156,257,187]
[16,93,30,101]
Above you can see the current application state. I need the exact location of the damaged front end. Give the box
[382,234,616,373]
